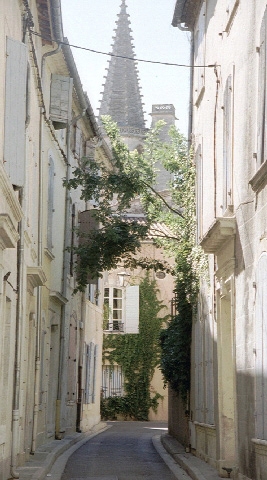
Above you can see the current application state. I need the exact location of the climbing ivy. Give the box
[101,274,168,421]
[154,127,207,403]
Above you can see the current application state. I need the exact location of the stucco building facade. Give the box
[0,2,112,478]
[172,1,267,479]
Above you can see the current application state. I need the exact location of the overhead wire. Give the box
[30,30,217,68]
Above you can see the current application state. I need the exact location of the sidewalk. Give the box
[18,423,110,480]
[18,424,222,480]
[158,434,222,480]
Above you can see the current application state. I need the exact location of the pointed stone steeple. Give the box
[99,0,147,148]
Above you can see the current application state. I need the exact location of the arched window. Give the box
[255,253,267,439]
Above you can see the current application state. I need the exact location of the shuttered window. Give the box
[196,144,203,241]
[223,75,233,211]
[4,38,27,187]
[194,1,206,105]
[125,285,139,333]
[49,74,73,129]
[84,342,98,404]
[255,253,267,439]
[103,285,139,333]
[47,156,55,251]
[257,9,267,168]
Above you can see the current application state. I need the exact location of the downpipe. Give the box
[10,187,24,479]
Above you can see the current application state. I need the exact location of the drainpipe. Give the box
[10,188,24,479]
[175,23,193,147]
[31,42,62,454]
[55,116,71,439]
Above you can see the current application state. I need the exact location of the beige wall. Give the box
[0,1,108,478]
[188,0,267,478]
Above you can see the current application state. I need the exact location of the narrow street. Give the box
[60,421,178,480]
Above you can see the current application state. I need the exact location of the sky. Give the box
[60,0,191,136]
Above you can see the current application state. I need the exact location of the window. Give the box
[50,74,73,130]
[102,365,124,399]
[47,156,55,251]
[104,287,123,331]
[104,285,139,334]
[84,342,98,404]
[194,1,206,106]
[223,75,233,211]
[257,9,267,168]
[4,38,27,186]
[196,144,203,241]
[255,253,267,439]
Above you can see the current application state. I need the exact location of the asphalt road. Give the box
[61,421,178,480]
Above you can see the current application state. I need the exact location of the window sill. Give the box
[194,86,205,108]
[249,160,267,193]
[252,438,267,447]
[225,0,240,33]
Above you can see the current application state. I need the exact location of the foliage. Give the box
[65,116,207,402]
[101,275,167,421]
[64,116,179,292]
[152,126,207,401]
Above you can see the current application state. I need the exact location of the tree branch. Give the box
[141,180,185,218]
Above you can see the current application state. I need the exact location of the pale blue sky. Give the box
[61,0,190,135]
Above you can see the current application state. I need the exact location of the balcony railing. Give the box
[104,321,124,333]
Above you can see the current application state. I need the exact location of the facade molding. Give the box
[27,266,47,294]
[0,162,23,222]
[49,291,68,305]
[249,159,267,193]
[0,214,20,249]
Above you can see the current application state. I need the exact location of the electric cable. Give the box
[30,30,217,68]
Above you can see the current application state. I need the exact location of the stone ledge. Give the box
[0,214,19,249]
[200,217,236,254]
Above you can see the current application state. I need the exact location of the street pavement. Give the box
[60,421,181,480]
[18,421,222,480]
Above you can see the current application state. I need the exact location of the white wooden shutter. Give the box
[257,11,267,167]
[47,156,55,250]
[92,345,98,403]
[125,285,139,334]
[4,38,27,187]
[74,125,82,158]
[255,253,267,439]
[223,75,233,210]
[85,343,91,404]
[50,74,73,128]
[194,1,206,104]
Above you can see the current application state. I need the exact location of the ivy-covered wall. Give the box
[101,274,168,421]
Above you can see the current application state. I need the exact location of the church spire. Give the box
[98,0,146,130]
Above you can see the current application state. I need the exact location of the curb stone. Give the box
[18,423,110,480]
[161,434,222,480]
